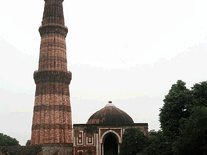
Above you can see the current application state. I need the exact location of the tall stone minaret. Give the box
[31,0,72,146]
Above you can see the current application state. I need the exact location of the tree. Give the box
[119,127,148,155]
[159,80,191,143]
[172,82,207,154]
[26,140,31,146]
[148,129,157,136]
[141,130,172,155]
[0,133,20,146]
[191,81,207,107]
[160,81,207,154]
[172,106,207,155]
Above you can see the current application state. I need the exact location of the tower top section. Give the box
[39,0,68,37]
[41,0,66,27]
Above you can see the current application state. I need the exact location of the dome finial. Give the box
[106,101,115,107]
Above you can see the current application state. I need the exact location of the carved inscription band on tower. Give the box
[31,0,73,145]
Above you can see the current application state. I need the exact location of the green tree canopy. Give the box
[119,127,148,155]
[191,81,207,106]
[26,139,31,146]
[0,133,20,146]
[172,105,207,154]
[159,80,191,143]
[141,130,172,155]
[160,80,207,154]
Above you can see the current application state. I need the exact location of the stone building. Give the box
[29,0,149,155]
[31,0,73,152]
[73,101,148,155]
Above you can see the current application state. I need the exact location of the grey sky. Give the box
[1,0,207,145]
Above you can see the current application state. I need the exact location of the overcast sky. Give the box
[1,0,207,145]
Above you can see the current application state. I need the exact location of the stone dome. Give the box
[87,101,134,125]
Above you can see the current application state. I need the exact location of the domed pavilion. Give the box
[73,101,148,155]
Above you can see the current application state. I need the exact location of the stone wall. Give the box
[0,145,72,155]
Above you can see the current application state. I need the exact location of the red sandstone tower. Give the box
[31,0,72,146]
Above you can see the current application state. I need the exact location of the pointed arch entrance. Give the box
[103,133,118,155]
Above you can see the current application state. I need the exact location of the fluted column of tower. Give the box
[31,0,73,145]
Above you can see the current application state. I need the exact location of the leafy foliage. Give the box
[148,129,156,136]
[159,80,191,142]
[25,140,31,146]
[191,81,207,106]
[0,133,20,146]
[172,106,207,155]
[141,131,172,155]
[119,81,207,155]
[119,127,148,155]
[159,80,207,154]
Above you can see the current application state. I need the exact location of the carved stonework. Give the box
[100,129,108,137]
[100,128,121,138]
[39,25,68,37]
[40,41,66,49]
[34,105,71,112]
[32,124,72,130]
[34,71,72,84]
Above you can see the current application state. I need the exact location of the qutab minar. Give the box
[28,0,150,154]
[31,0,73,145]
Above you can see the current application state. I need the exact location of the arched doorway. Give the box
[104,133,118,155]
